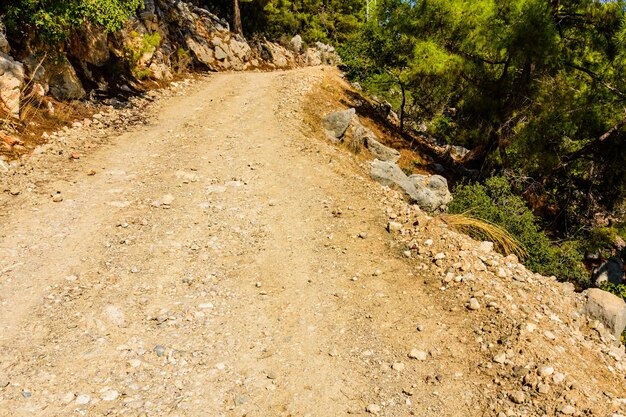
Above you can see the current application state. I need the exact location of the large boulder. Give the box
[370,161,452,211]
[68,21,109,66]
[186,36,216,68]
[593,256,624,287]
[370,160,422,203]
[584,288,626,340]
[46,57,85,100]
[290,35,303,52]
[409,174,453,211]
[363,134,401,163]
[0,52,25,118]
[323,108,356,140]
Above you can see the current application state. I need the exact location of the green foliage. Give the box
[343,0,626,236]
[449,177,587,284]
[201,0,364,43]
[125,32,162,80]
[602,282,626,302]
[172,48,192,75]
[3,0,143,45]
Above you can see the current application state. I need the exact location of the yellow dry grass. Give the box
[441,213,528,260]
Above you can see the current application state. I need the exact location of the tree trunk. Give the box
[400,82,406,132]
[233,0,243,35]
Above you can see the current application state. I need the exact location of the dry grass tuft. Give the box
[441,213,528,260]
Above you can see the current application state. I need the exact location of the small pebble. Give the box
[493,352,506,364]
[392,362,405,371]
[560,405,576,415]
[467,298,481,311]
[408,349,428,361]
[537,365,554,377]
[102,390,119,401]
[75,394,91,405]
[154,345,166,357]
[366,404,381,414]
[509,391,525,404]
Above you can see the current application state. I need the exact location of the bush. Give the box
[449,176,587,284]
[4,0,143,45]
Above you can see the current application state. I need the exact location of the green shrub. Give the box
[125,32,161,80]
[4,0,143,45]
[449,176,587,284]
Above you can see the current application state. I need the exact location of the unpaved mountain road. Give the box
[3,67,621,417]
[0,68,482,416]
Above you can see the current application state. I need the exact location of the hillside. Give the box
[0,66,625,417]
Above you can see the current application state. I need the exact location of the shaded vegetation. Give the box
[339,0,626,289]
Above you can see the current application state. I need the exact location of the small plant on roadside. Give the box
[125,32,161,80]
[171,48,192,75]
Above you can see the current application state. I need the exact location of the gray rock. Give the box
[387,221,403,232]
[186,37,216,67]
[593,256,624,286]
[408,174,453,211]
[449,145,470,162]
[363,132,401,163]
[214,45,228,61]
[583,288,626,340]
[370,160,422,203]
[0,52,25,118]
[467,298,481,310]
[68,21,109,66]
[323,108,356,139]
[408,349,428,361]
[23,55,48,95]
[290,35,303,52]
[154,345,166,357]
[45,57,85,100]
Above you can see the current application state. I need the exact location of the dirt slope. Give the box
[0,67,624,417]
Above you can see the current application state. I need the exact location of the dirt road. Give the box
[3,68,625,417]
[0,68,486,416]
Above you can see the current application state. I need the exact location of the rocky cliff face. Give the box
[0,0,338,119]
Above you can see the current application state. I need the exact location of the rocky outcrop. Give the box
[0,0,339,118]
[46,57,86,101]
[322,108,451,211]
[0,52,24,118]
[290,35,303,53]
